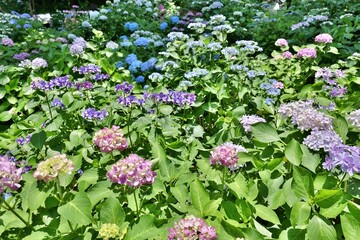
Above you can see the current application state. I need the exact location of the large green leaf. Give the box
[150,136,172,181]
[21,181,51,211]
[124,215,160,240]
[78,169,99,191]
[285,139,303,166]
[307,215,336,240]
[251,123,280,143]
[30,130,47,150]
[292,166,314,201]
[100,197,125,225]
[86,181,116,207]
[290,202,311,226]
[190,178,210,217]
[255,205,280,225]
[341,212,360,240]
[57,192,92,227]
[0,110,13,122]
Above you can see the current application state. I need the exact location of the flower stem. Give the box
[133,191,140,217]
[127,109,133,148]
[45,94,53,120]
[56,177,64,203]
[221,167,227,197]
[0,198,35,231]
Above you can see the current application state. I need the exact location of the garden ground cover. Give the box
[0,0,360,239]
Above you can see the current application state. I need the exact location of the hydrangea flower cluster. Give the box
[98,223,120,240]
[31,57,48,69]
[297,48,317,58]
[259,79,284,104]
[106,154,156,187]
[324,144,360,176]
[184,69,209,79]
[275,38,288,47]
[105,41,119,49]
[81,108,108,121]
[134,37,150,47]
[348,109,360,128]
[282,51,294,59]
[210,142,247,169]
[51,98,65,109]
[13,52,30,60]
[291,15,328,31]
[73,64,101,74]
[124,22,139,32]
[240,115,266,132]
[69,44,84,55]
[0,155,23,194]
[315,33,333,43]
[16,134,32,145]
[93,126,128,152]
[76,81,93,90]
[303,130,343,151]
[1,37,14,46]
[315,67,347,98]
[167,32,190,41]
[115,82,134,94]
[33,155,74,182]
[31,76,73,90]
[279,100,332,131]
[168,215,217,240]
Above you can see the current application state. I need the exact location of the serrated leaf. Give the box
[124,215,160,240]
[251,123,280,143]
[290,202,311,226]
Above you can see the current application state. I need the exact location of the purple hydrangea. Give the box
[240,115,266,132]
[210,142,247,169]
[73,64,101,74]
[348,109,360,128]
[72,37,87,48]
[1,37,14,46]
[76,81,93,90]
[315,33,333,43]
[51,98,65,109]
[16,134,32,145]
[81,108,108,121]
[91,73,110,81]
[13,52,30,60]
[115,82,134,94]
[303,130,342,151]
[297,48,317,58]
[168,215,217,240]
[0,155,23,194]
[69,44,84,55]
[323,144,360,176]
[31,58,48,69]
[106,154,156,187]
[93,126,128,152]
[282,51,293,59]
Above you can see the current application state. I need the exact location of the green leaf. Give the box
[22,181,51,211]
[150,136,172,181]
[100,197,125,225]
[30,130,47,149]
[190,178,210,217]
[285,139,303,166]
[341,212,360,240]
[307,215,336,240]
[78,169,99,191]
[124,215,160,240]
[57,192,92,227]
[0,110,12,122]
[255,205,280,225]
[314,189,342,208]
[292,166,314,200]
[300,145,321,173]
[86,181,116,207]
[251,123,280,143]
[290,202,311,226]
[328,46,339,55]
[0,75,10,85]
[333,116,348,141]
[158,105,173,115]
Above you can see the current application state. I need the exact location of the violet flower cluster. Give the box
[73,64,101,74]
[0,155,23,194]
[278,100,332,131]
[210,142,247,169]
[13,52,30,61]
[106,154,156,187]
[240,115,266,132]
[291,15,328,30]
[259,79,284,104]
[31,75,73,90]
[1,37,14,46]
[315,67,346,98]
[115,82,134,94]
[33,154,74,182]
[16,134,32,145]
[297,48,317,58]
[168,215,217,240]
[93,126,128,152]
[81,108,108,121]
[324,144,360,176]
[303,130,343,151]
[348,109,360,128]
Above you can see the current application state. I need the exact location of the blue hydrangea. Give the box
[23,23,32,29]
[160,22,168,30]
[119,35,128,40]
[135,75,145,83]
[115,61,124,68]
[134,37,150,47]
[170,16,180,24]
[124,22,139,32]
[265,98,275,105]
[125,54,138,65]
[129,60,142,73]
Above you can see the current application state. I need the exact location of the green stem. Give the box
[133,191,140,217]
[45,94,53,120]
[0,198,35,231]
[127,109,133,148]
[221,167,227,197]
[56,177,64,203]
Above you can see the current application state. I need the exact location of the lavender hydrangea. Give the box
[115,82,134,94]
[282,51,294,59]
[81,108,108,121]
[240,115,266,132]
[210,142,247,169]
[13,52,30,60]
[315,33,333,43]
[93,126,128,152]
[106,154,156,187]
[297,48,317,58]
[73,64,101,74]
[33,155,74,182]
[31,57,48,69]
[348,109,360,128]
[1,37,14,46]
[303,130,342,151]
[168,215,217,240]
[105,41,119,49]
[0,155,23,193]
[16,134,32,145]
[324,144,360,176]
[69,44,84,55]
[279,100,332,131]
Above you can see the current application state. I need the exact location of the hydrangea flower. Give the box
[134,37,150,47]
[0,155,23,194]
[106,154,156,187]
[105,41,118,49]
[124,22,139,32]
[282,51,293,59]
[13,52,30,61]
[210,142,247,169]
[275,38,288,47]
[297,48,317,58]
[1,37,14,46]
[240,115,266,132]
[33,155,74,182]
[93,126,128,152]
[31,58,48,69]
[315,33,333,43]
[324,144,360,176]
[303,130,342,151]
[170,16,180,24]
[115,82,134,93]
[81,108,108,121]
[98,223,120,240]
[160,22,168,30]
[168,215,217,240]
[51,98,65,109]
[348,109,360,128]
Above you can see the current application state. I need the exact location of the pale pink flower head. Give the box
[210,142,247,169]
[297,48,317,58]
[33,154,74,182]
[93,126,128,152]
[1,37,14,46]
[106,154,156,187]
[282,51,293,59]
[240,115,266,132]
[0,155,23,193]
[315,33,333,43]
[275,38,288,47]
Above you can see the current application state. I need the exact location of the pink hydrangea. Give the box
[93,126,128,152]
[1,37,14,46]
[33,154,74,182]
[315,33,333,43]
[106,154,156,187]
[297,48,317,58]
[0,155,23,193]
[210,142,247,168]
[275,38,288,47]
[282,51,293,59]
[168,215,217,240]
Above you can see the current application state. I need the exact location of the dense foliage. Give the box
[0,0,360,239]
